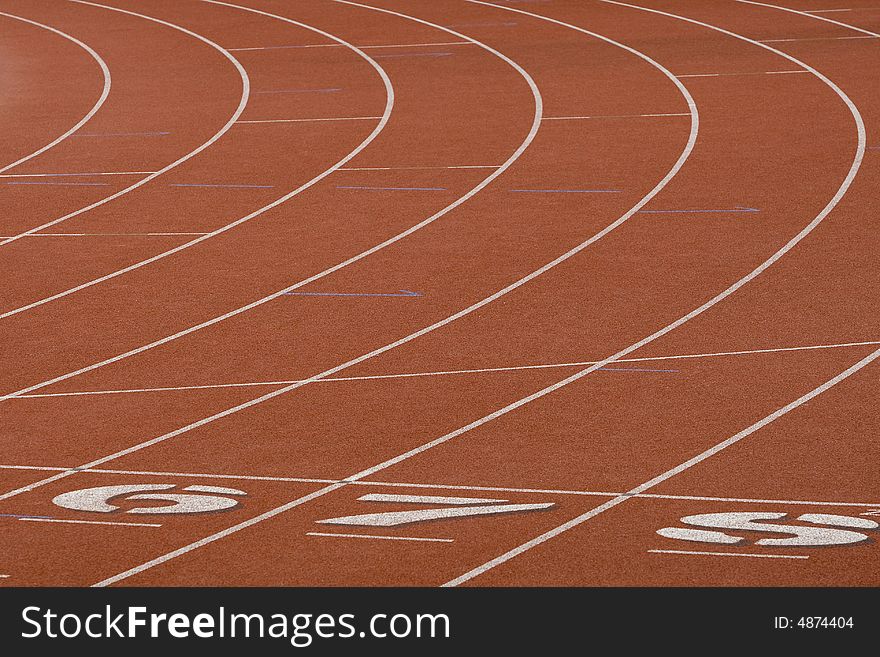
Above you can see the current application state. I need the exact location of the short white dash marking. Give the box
[649,549,808,560]
[19,517,161,528]
[306,531,452,543]
[759,35,877,42]
[677,70,807,77]
[0,171,155,178]
[358,493,507,505]
[236,116,381,123]
[230,41,470,51]
[543,112,689,120]
[338,164,499,170]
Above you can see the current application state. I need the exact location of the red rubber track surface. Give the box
[0,0,877,586]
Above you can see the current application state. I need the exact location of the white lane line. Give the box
[0,12,111,175]
[230,40,471,51]
[805,8,853,13]
[677,70,807,78]
[0,1,249,250]
[19,517,161,528]
[759,35,878,42]
[3,181,109,186]
[0,1,536,409]
[0,232,208,238]
[307,531,453,543]
[236,116,382,123]
[0,0,392,321]
[87,0,700,587]
[0,171,156,178]
[359,493,506,504]
[442,0,868,587]
[648,549,808,560]
[3,462,878,509]
[543,112,689,120]
[338,165,500,170]
[13,339,877,399]
[0,575,8,578]
[741,1,880,39]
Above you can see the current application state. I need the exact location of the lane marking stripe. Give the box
[307,531,453,543]
[543,113,689,120]
[0,171,155,178]
[0,0,393,319]
[236,116,381,123]
[253,88,340,94]
[759,35,878,42]
[19,517,161,528]
[168,183,274,188]
[335,185,446,190]
[0,233,208,238]
[0,1,251,249]
[72,131,170,137]
[510,188,621,193]
[677,70,807,77]
[338,165,499,170]
[648,549,808,560]
[229,41,471,51]
[741,1,880,40]
[0,11,111,175]
[1,463,877,508]
[13,339,877,399]
[3,181,110,186]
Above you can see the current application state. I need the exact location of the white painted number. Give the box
[658,512,879,547]
[53,484,247,515]
[317,493,555,527]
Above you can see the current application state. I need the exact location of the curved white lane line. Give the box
[0,12,111,176]
[444,0,869,586]
[0,0,400,318]
[739,0,880,38]
[0,0,537,403]
[1,0,395,317]
[0,0,250,250]
[85,1,701,587]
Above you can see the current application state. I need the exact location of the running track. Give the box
[0,0,877,586]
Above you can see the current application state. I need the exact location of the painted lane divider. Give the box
[254,87,340,94]
[228,41,470,51]
[283,289,422,298]
[639,206,759,214]
[169,183,275,189]
[0,171,155,178]
[307,531,453,543]
[335,185,446,191]
[510,188,621,193]
[72,131,170,137]
[3,181,111,186]
[372,52,453,59]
